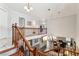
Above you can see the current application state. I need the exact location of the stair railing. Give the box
[0,46,16,54]
[12,23,47,56]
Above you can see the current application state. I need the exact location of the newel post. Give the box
[33,47,37,56]
[14,23,18,48]
[12,24,14,45]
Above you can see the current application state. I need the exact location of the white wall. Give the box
[76,4,79,48]
[76,14,79,48]
[47,15,76,39]
[0,4,8,38]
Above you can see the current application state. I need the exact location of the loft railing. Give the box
[15,25,47,37]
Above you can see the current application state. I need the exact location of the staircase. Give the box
[0,23,79,56]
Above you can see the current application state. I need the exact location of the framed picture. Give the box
[27,21,32,26]
[19,17,25,27]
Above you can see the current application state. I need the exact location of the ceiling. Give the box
[5,3,77,19]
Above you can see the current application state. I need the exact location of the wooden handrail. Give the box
[33,48,47,56]
[37,50,47,56]
[13,23,47,56]
[0,46,16,54]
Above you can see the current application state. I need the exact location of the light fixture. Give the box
[24,3,33,12]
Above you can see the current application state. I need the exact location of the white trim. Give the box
[0,6,7,12]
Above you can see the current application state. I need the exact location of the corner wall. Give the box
[47,15,76,39]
